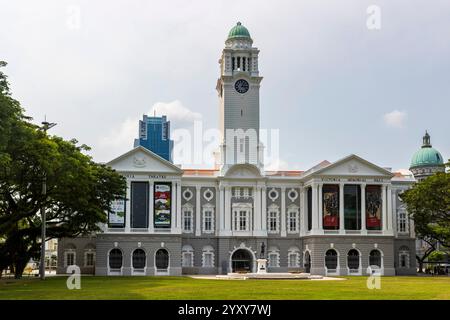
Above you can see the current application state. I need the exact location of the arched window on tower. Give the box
[237,57,241,70]
[243,57,246,71]
[232,57,235,71]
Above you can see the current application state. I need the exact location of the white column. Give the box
[261,186,267,233]
[219,185,225,233]
[254,186,261,234]
[281,187,287,237]
[382,185,387,231]
[176,182,182,233]
[148,181,154,233]
[318,183,323,232]
[125,180,131,232]
[224,186,231,233]
[311,183,319,233]
[387,185,393,234]
[195,185,201,236]
[339,183,344,234]
[215,186,220,236]
[300,188,306,236]
[361,183,366,234]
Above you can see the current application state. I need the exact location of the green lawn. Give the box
[0,276,449,300]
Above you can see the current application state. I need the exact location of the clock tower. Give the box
[216,22,264,173]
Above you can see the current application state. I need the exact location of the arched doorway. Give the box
[155,249,169,275]
[231,249,253,273]
[304,251,311,273]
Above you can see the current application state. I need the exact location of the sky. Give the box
[1,0,449,171]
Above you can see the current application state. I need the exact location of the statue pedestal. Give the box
[256,259,268,274]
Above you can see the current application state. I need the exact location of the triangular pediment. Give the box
[308,154,393,178]
[107,146,182,174]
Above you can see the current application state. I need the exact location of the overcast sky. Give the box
[1,0,449,171]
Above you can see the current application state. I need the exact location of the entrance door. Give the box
[231,249,252,273]
[304,251,311,273]
[155,249,169,275]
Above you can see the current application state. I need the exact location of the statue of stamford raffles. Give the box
[260,242,266,259]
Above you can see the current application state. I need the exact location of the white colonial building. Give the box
[58,22,418,276]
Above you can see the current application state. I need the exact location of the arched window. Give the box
[399,246,410,268]
[369,250,381,267]
[202,246,215,268]
[325,249,338,270]
[155,249,169,270]
[109,249,123,269]
[397,208,408,233]
[347,249,360,271]
[132,249,146,269]
[182,245,194,267]
[268,247,280,268]
[288,247,300,268]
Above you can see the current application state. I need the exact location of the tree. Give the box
[400,163,450,272]
[0,62,126,278]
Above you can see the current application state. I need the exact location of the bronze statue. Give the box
[260,242,266,258]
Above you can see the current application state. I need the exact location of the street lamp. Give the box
[40,120,56,280]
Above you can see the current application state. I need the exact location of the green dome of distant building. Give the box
[227,22,251,40]
[410,131,444,169]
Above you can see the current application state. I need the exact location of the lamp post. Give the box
[40,120,56,280]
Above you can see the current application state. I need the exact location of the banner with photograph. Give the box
[109,198,126,227]
[322,185,339,229]
[154,183,172,228]
[366,185,382,229]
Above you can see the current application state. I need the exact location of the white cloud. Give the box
[149,100,202,127]
[383,110,407,128]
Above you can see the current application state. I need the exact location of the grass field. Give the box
[0,276,449,300]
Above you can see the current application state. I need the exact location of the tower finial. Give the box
[422,130,431,148]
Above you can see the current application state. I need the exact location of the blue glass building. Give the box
[134,115,173,162]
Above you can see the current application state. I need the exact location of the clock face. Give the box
[235,79,249,94]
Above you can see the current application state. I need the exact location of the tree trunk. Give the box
[417,261,424,273]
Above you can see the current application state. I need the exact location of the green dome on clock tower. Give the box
[227,22,252,40]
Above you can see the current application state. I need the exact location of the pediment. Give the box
[224,163,262,179]
[107,146,182,174]
[312,154,393,178]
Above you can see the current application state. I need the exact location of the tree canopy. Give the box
[0,61,126,278]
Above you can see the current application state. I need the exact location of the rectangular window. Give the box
[183,209,193,233]
[288,253,298,267]
[344,185,361,230]
[268,211,278,232]
[203,253,213,267]
[203,210,213,232]
[85,253,94,267]
[182,252,193,267]
[66,252,75,266]
[239,210,247,231]
[268,253,278,267]
[288,211,298,232]
[398,211,407,233]
[131,182,149,228]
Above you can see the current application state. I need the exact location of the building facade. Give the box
[58,22,419,276]
[134,114,173,162]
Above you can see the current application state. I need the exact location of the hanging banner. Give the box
[323,185,339,229]
[154,183,172,228]
[366,185,382,229]
[109,198,126,227]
